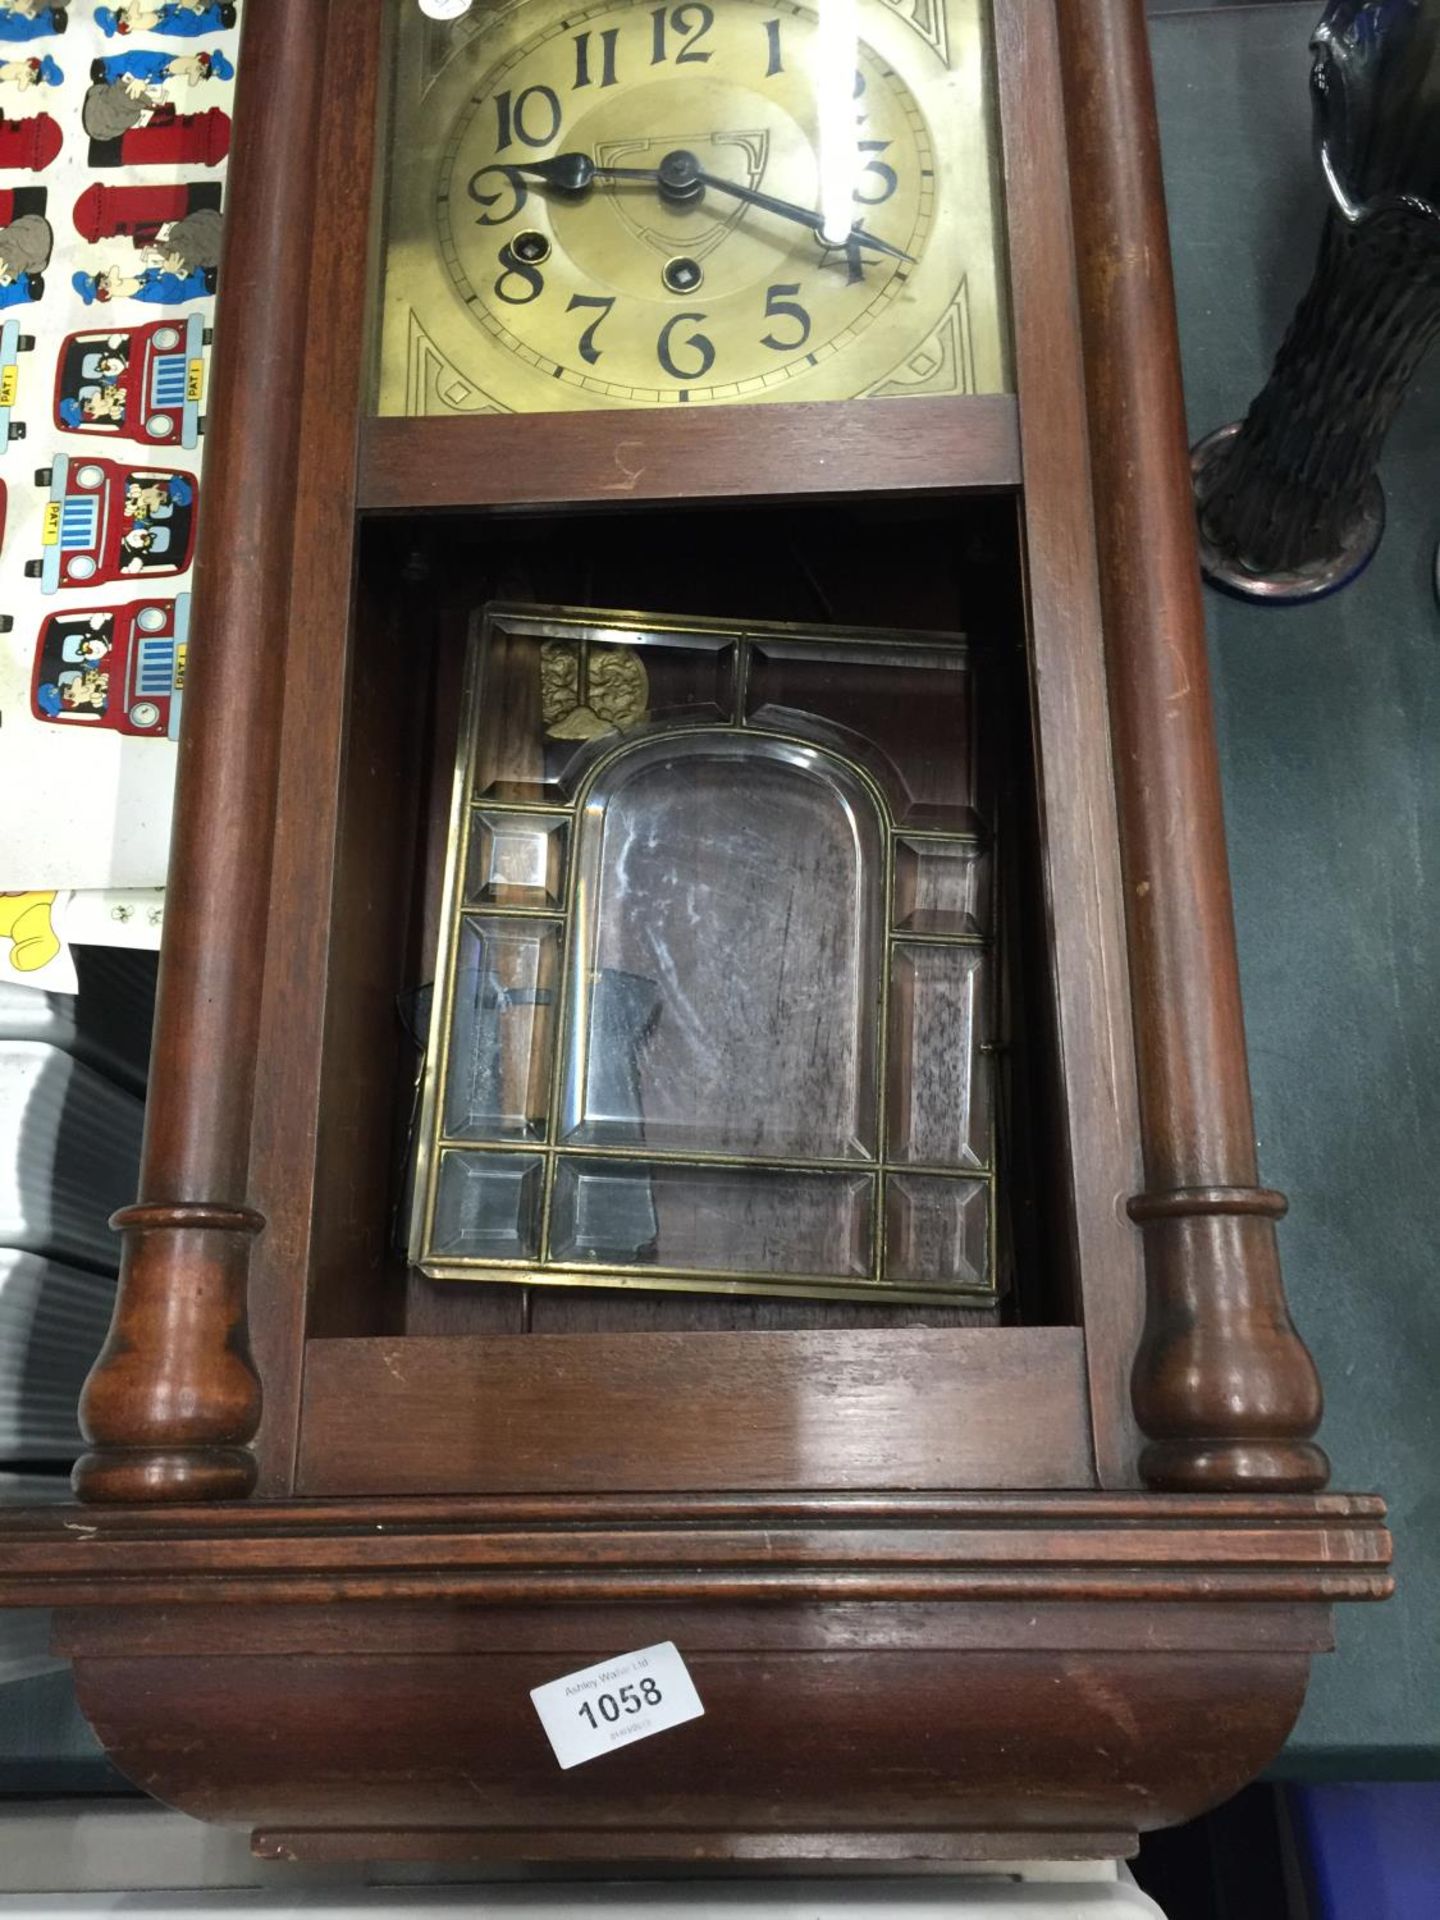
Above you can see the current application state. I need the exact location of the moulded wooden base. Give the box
[53,1601,1324,1864]
[0,1491,1390,1869]
[252,1828,1139,1869]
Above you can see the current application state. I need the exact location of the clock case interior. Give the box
[392,508,1049,1329]
[0,0,1390,1870]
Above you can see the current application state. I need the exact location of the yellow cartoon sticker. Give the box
[0,891,61,975]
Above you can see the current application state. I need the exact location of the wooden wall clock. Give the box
[0,0,1391,1871]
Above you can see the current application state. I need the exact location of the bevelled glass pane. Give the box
[467,811,568,909]
[552,1160,872,1279]
[885,1173,989,1287]
[746,641,978,830]
[560,734,883,1159]
[443,917,560,1140]
[432,1150,542,1260]
[888,944,992,1169]
[893,838,991,937]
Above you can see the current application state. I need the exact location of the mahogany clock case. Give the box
[0,0,1390,1872]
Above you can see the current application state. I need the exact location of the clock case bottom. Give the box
[1,1490,1389,1868]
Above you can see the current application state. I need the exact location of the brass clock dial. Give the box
[377,0,1008,414]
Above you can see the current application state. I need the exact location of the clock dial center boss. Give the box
[377,0,1008,412]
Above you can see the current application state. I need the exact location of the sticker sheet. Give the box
[0,0,242,935]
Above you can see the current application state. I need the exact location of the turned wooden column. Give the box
[74,2,331,1503]
[1054,0,1328,1492]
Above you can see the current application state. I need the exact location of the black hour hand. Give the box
[514,151,657,191]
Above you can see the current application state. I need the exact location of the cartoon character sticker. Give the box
[82,37,233,171]
[89,44,233,92]
[0,182,51,312]
[54,313,208,447]
[83,96,228,168]
[0,5,68,43]
[31,593,188,737]
[0,53,63,91]
[95,4,236,39]
[72,177,221,245]
[71,250,214,307]
[25,454,197,592]
[0,888,61,972]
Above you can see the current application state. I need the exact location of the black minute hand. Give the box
[514,149,914,263]
[699,169,914,262]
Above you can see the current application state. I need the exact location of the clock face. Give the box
[377,0,1008,414]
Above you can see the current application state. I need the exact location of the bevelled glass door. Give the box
[411,604,999,1305]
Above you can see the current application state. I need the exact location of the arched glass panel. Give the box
[560,732,884,1162]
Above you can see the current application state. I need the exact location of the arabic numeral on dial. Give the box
[855,139,898,206]
[494,84,562,153]
[760,283,811,352]
[763,18,783,75]
[657,311,715,379]
[467,164,526,226]
[495,242,545,305]
[574,27,619,88]
[567,292,615,364]
[651,3,713,65]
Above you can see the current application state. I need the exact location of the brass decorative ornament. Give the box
[540,638,650,737]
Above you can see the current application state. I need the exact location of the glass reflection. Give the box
[559,733,884,1160]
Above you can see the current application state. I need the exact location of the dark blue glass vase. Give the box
[1193,0,1440,602]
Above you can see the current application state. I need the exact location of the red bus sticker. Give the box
[25,454,197,594]
[54,316,208,450]
[31,594,189,741]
